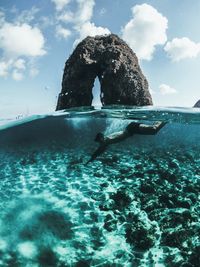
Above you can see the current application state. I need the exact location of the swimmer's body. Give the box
[86,121,167,164]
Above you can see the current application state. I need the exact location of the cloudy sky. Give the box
[0,0,200,117]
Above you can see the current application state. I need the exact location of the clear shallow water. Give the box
[0,106,199,267]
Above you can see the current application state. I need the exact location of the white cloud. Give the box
[0,11,5,24]
[164,37,200,61]
[73,0,110,45]
[52,0,71,11]
[56,25,71,39]
[74,21,110,46]
[159,84,177,95]
[121,4,168,60]
[0,59,27,80]
[12,69,24,81]
[99,8,107,16]
[39,16,56,29]
[0,60,12,77]
[29,67,39,77]
[0,23,46,57]
[54,0,110,46]
[14,59,26,70]
[16,6,39,24]
[58,11,74,23]
[76,0,95,25]
[58,0,94,25]
[0,9,46,81]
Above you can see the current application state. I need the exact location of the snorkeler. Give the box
[86,121,167,164]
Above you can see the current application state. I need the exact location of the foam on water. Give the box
[0,106,199,266]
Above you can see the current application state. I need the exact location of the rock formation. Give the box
[194,100,200,107]
[56,34,153,110]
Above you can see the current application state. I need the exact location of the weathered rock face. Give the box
[194,100,200,107]
[56,34,153,110]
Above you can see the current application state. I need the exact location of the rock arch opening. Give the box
[92,77,102,107]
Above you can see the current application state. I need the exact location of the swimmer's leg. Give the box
[139,121,167,135]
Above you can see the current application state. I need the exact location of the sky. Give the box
[0,0,200,118]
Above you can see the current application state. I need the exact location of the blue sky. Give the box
[0,0,200,117]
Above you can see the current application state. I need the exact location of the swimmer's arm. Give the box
[86,145,107,164]
[139,121,167,135]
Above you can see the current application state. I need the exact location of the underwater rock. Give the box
[140,183,155,194]
[56,34,153,110]
[125,213,156,250]
[75,260,91,267]
[38,247,57,267]
[194,100,200,107]
[161,229,189,249]
[110,189,132,209]
[103,214,118,232]
[188,246,200,266]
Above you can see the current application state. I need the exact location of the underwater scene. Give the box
[0,106,199,267]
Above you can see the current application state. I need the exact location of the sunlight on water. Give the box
[0,106,199,266]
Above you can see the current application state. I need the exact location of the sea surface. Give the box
[0,106,199,267]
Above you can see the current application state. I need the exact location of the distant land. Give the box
[194,100,200,107]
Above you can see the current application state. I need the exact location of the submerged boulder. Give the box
[56,34,153,110]
[194,100,200,107]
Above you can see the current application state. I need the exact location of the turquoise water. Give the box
[0,107,199,267]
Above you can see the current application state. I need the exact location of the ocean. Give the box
[0,106,199,267]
